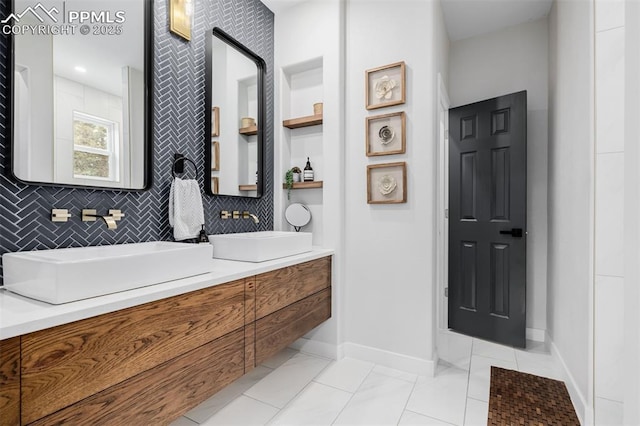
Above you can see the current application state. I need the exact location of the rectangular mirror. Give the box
[10,0,152,190]
[205,27,265,198]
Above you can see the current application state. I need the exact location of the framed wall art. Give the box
[211,177,219,194]
[211,106,220,137]
[211,141,220,171]
[367,162,407,204]
[365,61,406,110]
[366,111,406,156]
[169,0,192,41]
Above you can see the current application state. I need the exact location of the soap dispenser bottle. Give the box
[198,225,209,244]
[303,157,314,181]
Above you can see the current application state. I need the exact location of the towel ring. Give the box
[172,156,199,180]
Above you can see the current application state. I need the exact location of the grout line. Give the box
[261,356,336,413]
[466,396,488,404]
[594,273,625,278]
[399,375,419,422]
[174,416,198,426]
[595,24,625,34]
[595,396,625,404]
[330,365,376,424]
[462,339,474,424]
[243,393,283,410]
[402,409,458,426]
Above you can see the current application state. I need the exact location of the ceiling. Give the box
[261,0,554,41]
[441,0,553,41]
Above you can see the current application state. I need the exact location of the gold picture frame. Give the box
[365,61,406,110]
[211,106,220,137]
[367,162,407,204]
[366,111,406,156]
[170,0,192,41]
[211,141,220,171]
[211,177,219,194]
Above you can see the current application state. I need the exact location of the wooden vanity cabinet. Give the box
[254,257,332,365]
[0,337,20,426]
[0,255,331,425]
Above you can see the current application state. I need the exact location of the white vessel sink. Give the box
[209,231,312,262]
[2,242,213,304]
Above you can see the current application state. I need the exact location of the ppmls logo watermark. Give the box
[2,2,126,36]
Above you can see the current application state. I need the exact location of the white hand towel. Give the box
[169,177,205,241]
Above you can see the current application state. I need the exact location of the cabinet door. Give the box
[21,280,245,424]
[255,288,331,364]
[255,257,331,319]
[0,337,20,426]
[30,329,245,426]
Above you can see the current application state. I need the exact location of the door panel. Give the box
[448,91,527,348]
[460,152,478,220]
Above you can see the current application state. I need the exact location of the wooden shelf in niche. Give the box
[239,184,257,191]
[282,181,323,190]
[283,114,323,129]
[239,126,258,136]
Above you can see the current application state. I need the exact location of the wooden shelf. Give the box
[239,126,258,136]
[282,181,323,190]
[239,184,257,191]
[283,114,323,129]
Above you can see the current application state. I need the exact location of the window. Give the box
[73,112,119,181]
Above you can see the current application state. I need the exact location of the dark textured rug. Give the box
[488,366,580,425]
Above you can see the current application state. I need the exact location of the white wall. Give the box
[273,0,345,356]
[623,1,640,423]
[125,66,145,188]
[212,44,259,195]
[53,76,125,188]
[343,0,447,373]
[547,1,594,420]
[448,18,549,336]
[14,29,54,182]
[594,0,625,422]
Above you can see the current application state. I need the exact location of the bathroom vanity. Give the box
[0,252,332,425]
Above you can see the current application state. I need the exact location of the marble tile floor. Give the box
[170,336,569,426]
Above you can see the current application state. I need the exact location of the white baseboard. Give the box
[526,327,546,343]
[289,337,339,360]
[342,342,435,376]
[549,338,593,424]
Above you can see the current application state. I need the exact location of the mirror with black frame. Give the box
[10,0,152,190]
[205,27,265,198]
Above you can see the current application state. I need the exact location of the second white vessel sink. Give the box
[2,242,213,304]
[209,231,312,262]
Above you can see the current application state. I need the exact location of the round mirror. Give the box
[285,203,311,231]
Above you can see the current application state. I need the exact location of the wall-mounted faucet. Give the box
[220,210,258,224]
[82,209,124,230]
[243,212,259,224]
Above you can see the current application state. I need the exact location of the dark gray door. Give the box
[448,91,527,348]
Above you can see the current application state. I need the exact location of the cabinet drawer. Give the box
[255,257,331,319]
[0,337,20,426]
[31,328,245,426]
[255,288,331,365]
[21,280,245,424]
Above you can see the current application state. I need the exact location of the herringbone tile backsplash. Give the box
[0,0,274,283]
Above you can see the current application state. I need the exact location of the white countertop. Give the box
[0,248,334,340]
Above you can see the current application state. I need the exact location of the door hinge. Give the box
[445,287,449,297]
[445,209,449,219]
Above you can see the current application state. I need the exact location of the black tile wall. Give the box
[0,0,274,283]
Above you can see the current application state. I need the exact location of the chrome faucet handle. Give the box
[51,209,71,223]
[109,210,125,221]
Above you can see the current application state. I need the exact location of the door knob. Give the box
[499,228,523,238]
